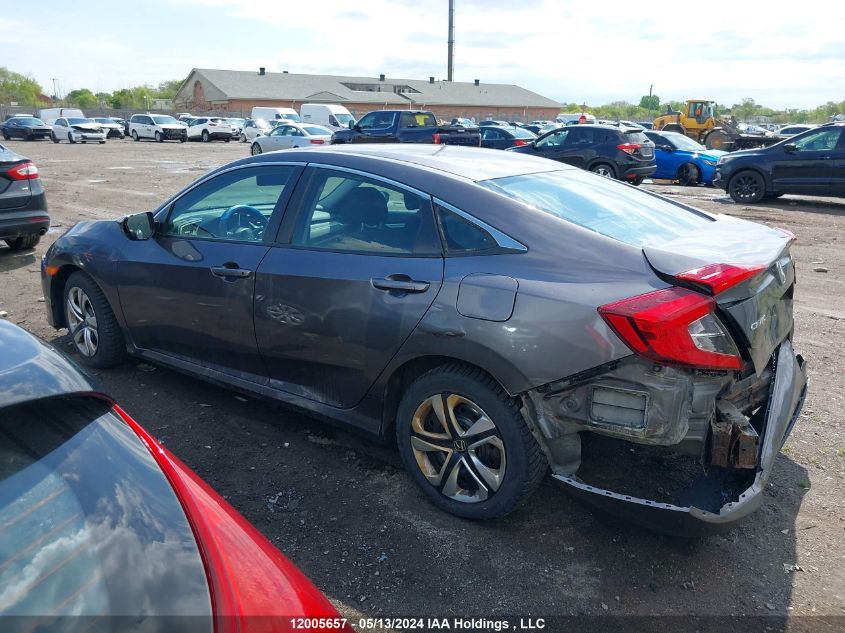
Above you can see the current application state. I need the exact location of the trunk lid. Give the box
[643,214,795,375]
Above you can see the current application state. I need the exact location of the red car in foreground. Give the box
[0,319,349,632]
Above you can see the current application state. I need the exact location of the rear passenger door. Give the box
[254,166,444,408]
[560,127,597,169]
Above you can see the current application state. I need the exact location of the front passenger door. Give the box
[533,128,573,164]
[118,164,302,383]
[771,127,841,195]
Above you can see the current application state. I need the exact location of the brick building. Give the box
[174,68,561,122]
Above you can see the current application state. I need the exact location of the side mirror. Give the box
[659,144,673,151]
[350,121,357,130]
[123,212,155,241]
[783,143,797,153]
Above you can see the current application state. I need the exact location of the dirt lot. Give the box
[1,138,843,630]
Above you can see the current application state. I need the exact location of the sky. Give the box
[1,0,844,110]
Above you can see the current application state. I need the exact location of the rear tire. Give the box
[662,124,685,134]
[590,162,616,179]
[250,142,262,155]
[5,234,40,251]
[240,133,247,143]
[396,364,548,520]
[63,271,126,369]
[728,170,765,203]
[630,176,644,186]
[51,132,59,143]
[2,132,9,140]
[202,130,210,142]
[677,163,700,186]
[705,129,731,151]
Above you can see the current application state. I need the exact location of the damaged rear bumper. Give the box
[546,340,807,535]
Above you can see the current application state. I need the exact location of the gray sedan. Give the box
[40,145,806,533]
[250,123,333,155]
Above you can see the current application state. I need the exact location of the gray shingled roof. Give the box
[177,69,560,108]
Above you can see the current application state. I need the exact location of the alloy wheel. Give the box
[591,164,614,178]
[66,287,99,357]
[410,394,506,503]
[251,143,262,155]
[730,173,763,202]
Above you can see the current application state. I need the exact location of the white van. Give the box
[38,107,85,124]
[300,104,356,129]
[250,107,300,123]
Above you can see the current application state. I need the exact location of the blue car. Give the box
[645,130,726,185]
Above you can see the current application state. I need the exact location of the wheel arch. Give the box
[728,165,770,190]
[49,264,83,328]
[379,355,518,439]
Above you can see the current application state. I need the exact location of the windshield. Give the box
[94,118,114,124]
[512,127,536,139]
[334,113,355,125]
[67,118,90,125]
[667,133,706,151]
[479,169,712,247]
[13,117,45,126]
[153,115,179,125]
[0,397,212,622]
[277,113,300,122]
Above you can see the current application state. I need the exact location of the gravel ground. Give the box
[1,138,842,630]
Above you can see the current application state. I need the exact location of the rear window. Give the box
[479,169,712,247]
[302,125,331,135]
[512,127,536,139]
[624,130,650,144]
[0,397,212,624]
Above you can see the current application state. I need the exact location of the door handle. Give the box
[371,275,430,293]
[211,264,252,279]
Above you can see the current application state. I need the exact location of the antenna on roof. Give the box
[447,0,455,82]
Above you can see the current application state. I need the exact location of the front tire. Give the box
[63,271,126,369]
[728,170,765,203]
[677,163,700,186]
[250,142,262,155]
[132,130,140,141]
[396,364,547,520]
[155,131,163,142]
[5,234,40,251]
[68,133,76,144]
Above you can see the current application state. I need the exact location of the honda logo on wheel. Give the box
[453,439,467,452]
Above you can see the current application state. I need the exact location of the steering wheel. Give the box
[219,205,267,240]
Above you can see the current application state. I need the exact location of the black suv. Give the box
[714,122,845,203]
[508,124,656,184]
[0,144,48,250]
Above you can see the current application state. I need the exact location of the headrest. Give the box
[335,187,388,226]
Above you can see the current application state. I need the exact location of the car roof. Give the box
[0,319,99,409]
[242,144,574,181]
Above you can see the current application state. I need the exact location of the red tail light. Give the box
[617,143,641,155]
[676,263,767,295]
[112,405,346,631]
[7,161,39,180]
[512,139,529,146]
[432,132,441,144]
[598,287,742,370]
[309,139,325,144]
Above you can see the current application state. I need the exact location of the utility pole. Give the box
[447,0,455,82]
[51,78,59,102]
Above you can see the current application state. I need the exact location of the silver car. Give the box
[250,123,333,155]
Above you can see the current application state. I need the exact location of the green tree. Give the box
[65,88,98,108]
[0,67,43,106]
[156,79,182,100]
[639,94,660,111]
[731,97,759,122]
